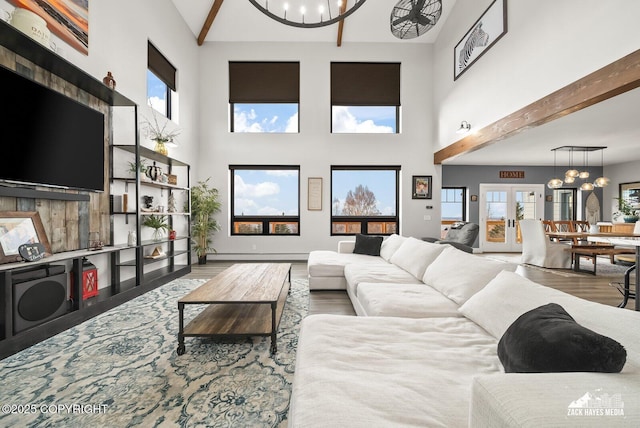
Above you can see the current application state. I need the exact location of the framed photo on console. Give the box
[0,211,51,264]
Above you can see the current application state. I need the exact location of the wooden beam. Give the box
[197,0,225,46]
[434,49,640,164]
[336,1,347,47]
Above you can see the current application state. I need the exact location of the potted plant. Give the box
[613,197,639,223]
[142,214,169,241]
[142,109,181,156]
[127,159,148,178]
[190,178,221,264]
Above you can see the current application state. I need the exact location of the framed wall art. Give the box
[0,211,51,264]
[454,0,507,80]
[308,177,323,211]
[620,181,640,211]
[412,176,432,199]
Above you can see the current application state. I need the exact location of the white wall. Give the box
[198,42,440,259]
[433,0,640,150]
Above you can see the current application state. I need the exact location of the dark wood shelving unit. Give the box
[0,20,191,359]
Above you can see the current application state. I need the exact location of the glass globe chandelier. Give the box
[547,149,563,189]
[248,0,368,28]
[549,146,609,192]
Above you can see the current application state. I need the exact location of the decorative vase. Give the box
[623,215,639,223]
[146,162,162,181]
[154,139,168,156]
[198,255,207,265]
[169,230,177,240]
[102,71,116,90]
[153,229,164,241]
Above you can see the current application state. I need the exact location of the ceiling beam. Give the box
[434,48,640,164]
[197,0,224,46]
[336,2,347,47]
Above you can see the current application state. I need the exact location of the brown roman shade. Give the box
[148,42,176,91]
[229,62,300,103]
[331,62,401,106]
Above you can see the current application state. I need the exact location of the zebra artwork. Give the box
[458,22,490,72]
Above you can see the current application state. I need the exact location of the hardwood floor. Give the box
[185,254,635,316]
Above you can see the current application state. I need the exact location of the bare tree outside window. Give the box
[341,185,381,216]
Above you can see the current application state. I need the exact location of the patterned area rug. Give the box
[0,277,308,427]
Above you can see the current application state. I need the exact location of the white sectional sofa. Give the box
[291,234,640,427]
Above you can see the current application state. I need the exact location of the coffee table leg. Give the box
[270,302,277,355]
[177,302,186,355]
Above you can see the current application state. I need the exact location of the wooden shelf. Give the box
[113,144,188,166]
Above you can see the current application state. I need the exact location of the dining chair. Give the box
[519,219,572,269]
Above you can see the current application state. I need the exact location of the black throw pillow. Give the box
[353,234,383,256]
[498,303,626,373]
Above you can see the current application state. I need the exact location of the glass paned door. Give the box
[479,184,544,252]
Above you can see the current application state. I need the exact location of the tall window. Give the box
[147,42,176,118]
[552,189,576,220]
[331,166,400,235]
[229,62,300,133]
[331,62,400,133]
[230,166,300,235]
[442,187,467,221]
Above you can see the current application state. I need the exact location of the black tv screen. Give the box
[0,65,105,192]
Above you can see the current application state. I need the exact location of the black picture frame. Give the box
[454,0,508,81]
[620,181,640,211]
[412,176,432,199]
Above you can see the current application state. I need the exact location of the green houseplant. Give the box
[190,178,221,264]
[142,214,169,241]
[613,197,639,223]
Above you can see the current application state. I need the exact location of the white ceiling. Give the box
[171,0,456,44]
[171,0,639,168]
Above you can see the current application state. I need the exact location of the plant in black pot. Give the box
[613,197,640,223]
[190,178,221,264]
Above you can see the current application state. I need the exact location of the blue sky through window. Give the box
[147,70,167,115]
[332,170,397,216]
[233,169,299,216]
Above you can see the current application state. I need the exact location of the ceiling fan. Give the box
[390,0,442,40]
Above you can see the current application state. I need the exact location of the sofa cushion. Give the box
[422,246,516,304]
[498,303,626,373]
[353,234,383,256]
[389,237,448,280]
[344,263,421,298]
[357,282,461,317]
[379,234,406,262]
[308,250,388,278]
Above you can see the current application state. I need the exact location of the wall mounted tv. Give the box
[0,65,105,192]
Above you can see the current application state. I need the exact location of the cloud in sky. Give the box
[332,106,394,133]
[234,175,280,198]
[233,105,298,133]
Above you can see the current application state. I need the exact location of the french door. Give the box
[479,184,544,252]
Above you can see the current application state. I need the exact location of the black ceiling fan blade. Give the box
[415,0,428,12]
[392,15,411,26]
[416,14,435,26]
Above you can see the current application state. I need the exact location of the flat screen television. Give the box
[0,65,105,192]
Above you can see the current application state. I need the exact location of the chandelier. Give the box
[547,146,609,190]
[248,0,368,28]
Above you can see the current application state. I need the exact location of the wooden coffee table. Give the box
[176,263,291,355]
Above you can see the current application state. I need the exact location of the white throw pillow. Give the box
[379,234,407,262]
[422,246,516,305]
[458,270,576,339]
[389,237,448,280]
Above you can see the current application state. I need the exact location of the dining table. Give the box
[586,235,640,311]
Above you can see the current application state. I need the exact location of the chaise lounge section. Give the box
[292,235,640,427]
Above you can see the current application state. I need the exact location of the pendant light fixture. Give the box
[547,149,563,189]
[565,148,579,182]
[578,151,590,179]
[594,148,610,187]
[248,0,368,28]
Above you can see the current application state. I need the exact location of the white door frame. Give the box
[479,184,544,252]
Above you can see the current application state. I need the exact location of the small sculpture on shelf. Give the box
[102,71,116,90]
[142,195,154,211]
[146,162,162,182]
[167,194,176,213]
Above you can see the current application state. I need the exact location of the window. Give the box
[442,187,467,221]
[230,166,300,235]
[331,62,400,133]
[229,62,300,133]
[147,42,176,118]
[331,166,400,235]
[552,189,576,221]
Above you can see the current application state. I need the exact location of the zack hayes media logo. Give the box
[567,390,624,417]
